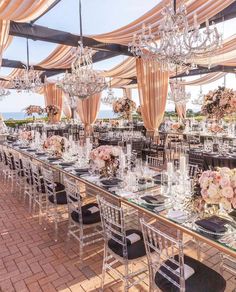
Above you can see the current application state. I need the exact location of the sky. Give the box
[0,0,235,113]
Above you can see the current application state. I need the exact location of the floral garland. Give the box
[24,105,44,116]
[113,97,136,120]
[90,145,120,177]
[45,105,59,116]
[199,167,236,210]
[202,86,236,119]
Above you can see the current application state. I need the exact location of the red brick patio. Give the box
[0,177,235,292]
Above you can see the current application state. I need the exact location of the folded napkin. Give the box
[168,210,187,220]
[176,264,195,280]
[195,216,228,233]
[142,195,166,205]
[126,233,142,245]
[74,168,89,173]
[83,205,100,216]
[47,157,59,161]
[102,178,122,186]
[59,162,75,167]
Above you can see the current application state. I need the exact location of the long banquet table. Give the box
[5,142,236,258]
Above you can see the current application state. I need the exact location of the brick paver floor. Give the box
[0,177,235,291]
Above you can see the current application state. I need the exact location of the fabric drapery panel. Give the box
[103,57,136,79]
[37,44,97,69]
[76,93,101,133]
[37,45,75,69]
[123,88,132,99]
[170,82,187,120]
[0,0,56,21]
[176,104,186,120]
[0,0,57,65]
[0,20,10,65]
[90,0,235,45]
[110,78,132,88]
[179,72,227,86]
[44,83,63,123]
[136,58,169,135]
[62,95,72,119]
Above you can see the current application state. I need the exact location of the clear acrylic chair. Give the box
[97,196,148,292]
[41,166,67,241]
[4,149,18,191]
[220,254,236,290]
[64,177,102,260]
[146,155,163,170]
[21,156,34,211]
[11,151,25,197]
[31,161,47,225]
[140,218,226,292]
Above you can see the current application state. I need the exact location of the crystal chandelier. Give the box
[64,95,78,119]
[101,79,117,106]
[192,86,204,105]
[57,0,107,99]
[128,0,222,73]
[168,79,191,105]
[11,39,42,92]
[0,86,10,100]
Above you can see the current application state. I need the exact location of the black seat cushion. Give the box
[108,229,146,260]
[38,180,65,194]
[71,203,101,225]
[155,255,226,292]
[48,191,67,205]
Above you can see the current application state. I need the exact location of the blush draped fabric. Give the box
[136,58,169,135]
[44,83,63,123]
[76,93,101,134]
[62,95,72,119]
[176,104,186,120]
[90,0,234,45]
[0,0,57,66]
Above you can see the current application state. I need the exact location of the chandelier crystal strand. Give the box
[128,0,222,73]
[168,78,191,105]
[0,86,10,101]
[192,85,204,105]
[57,0,107,99]
[101,78,117,106]
[10,39,42,92]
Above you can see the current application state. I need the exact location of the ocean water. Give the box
[2,110,117,120]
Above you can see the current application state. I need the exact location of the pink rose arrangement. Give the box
[113,97,136,120]
[202,86,236,119]
[24,105,44,116]
[171,122,185,132]
[19,131,34,141]
[90,145,120,177]
[208,124,224,134]
[199,167,236,210]
[43,135,67,157]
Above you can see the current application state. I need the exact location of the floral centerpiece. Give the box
[19,130,34,142]
[202,86,236,119]
[43,135,67,157]
[199,167,236,211]
[208,124,224,134]
[24,105,44,116]
[45,105,59,123]
[171,122,185,132]
[90,145,120,178]
[136,105,142,116]
[113,97,136,120]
